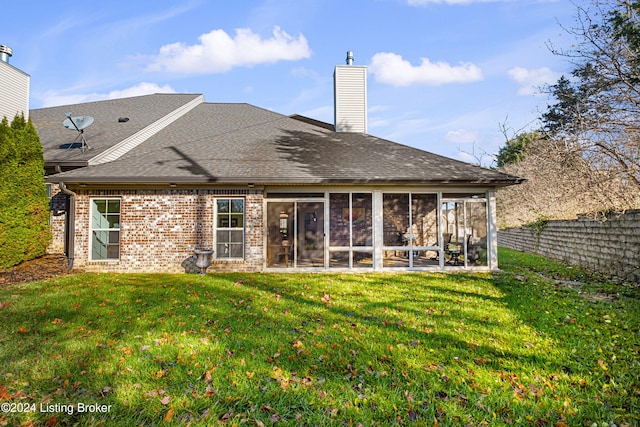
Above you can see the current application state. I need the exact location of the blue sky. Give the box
[2,0,578,163]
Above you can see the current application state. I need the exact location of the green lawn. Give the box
[0,248,638,426]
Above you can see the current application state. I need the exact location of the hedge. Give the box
[0,114,51,268]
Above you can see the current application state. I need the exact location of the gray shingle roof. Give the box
[37,94,523,186]
[33,93,202,165]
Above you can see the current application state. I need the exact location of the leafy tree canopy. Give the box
[497,0,640,226]
[496,131,543,168]
[540,0,640,188]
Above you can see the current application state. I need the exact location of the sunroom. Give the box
[263,188,496,272]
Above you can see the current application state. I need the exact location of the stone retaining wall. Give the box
[498,210,640,283]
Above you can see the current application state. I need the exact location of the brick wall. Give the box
[65,188,264,273]
[498,210,640,283]
[47,184,67,255]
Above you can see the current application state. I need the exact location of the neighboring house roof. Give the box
[35,93,523,187]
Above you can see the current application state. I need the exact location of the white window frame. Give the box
[89,197,121,261]
[214,197,245,260]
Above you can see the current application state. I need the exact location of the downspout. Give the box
[58,182,76,269]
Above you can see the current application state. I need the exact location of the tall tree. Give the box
[542,0,640,188]
[0,115,51,268]
[495,131,542,168]
[496,1,640,227]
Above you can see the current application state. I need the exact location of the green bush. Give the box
[0,114,51,268]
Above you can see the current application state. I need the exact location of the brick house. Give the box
[33,58,523,273]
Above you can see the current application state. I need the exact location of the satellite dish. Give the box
[63,115,94,130]
[62,114,94,152]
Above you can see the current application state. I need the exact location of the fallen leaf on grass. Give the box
[43,416,57,427]
[0,385,10,400]
[160,395,171,405]
[529,384,543,399]
[146,389,167,398]
[164,407,174,422]
[270,413,282,422]
[266,352,280,363]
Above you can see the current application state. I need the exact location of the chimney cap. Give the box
[0,45,13,56]
[0,45,13,63]
[346,50,354,65]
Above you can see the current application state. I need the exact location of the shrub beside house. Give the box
[0,115,51,268]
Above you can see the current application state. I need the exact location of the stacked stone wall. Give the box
[498,210,640,283]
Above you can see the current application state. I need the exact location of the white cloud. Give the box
[146,26,311,74]
[508,66,560,96]
[38,82,176,107]
[446,128,478,143]
[369,52,483,87]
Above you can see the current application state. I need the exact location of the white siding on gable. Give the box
[334,65,367,133]
[0,62,29,121]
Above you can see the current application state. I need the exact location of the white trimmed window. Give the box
[215,198,245,259]
[90,198,120,260]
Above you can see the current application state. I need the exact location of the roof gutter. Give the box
[58,182,76,269]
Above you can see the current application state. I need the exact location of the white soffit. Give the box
[88,94,204,165]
